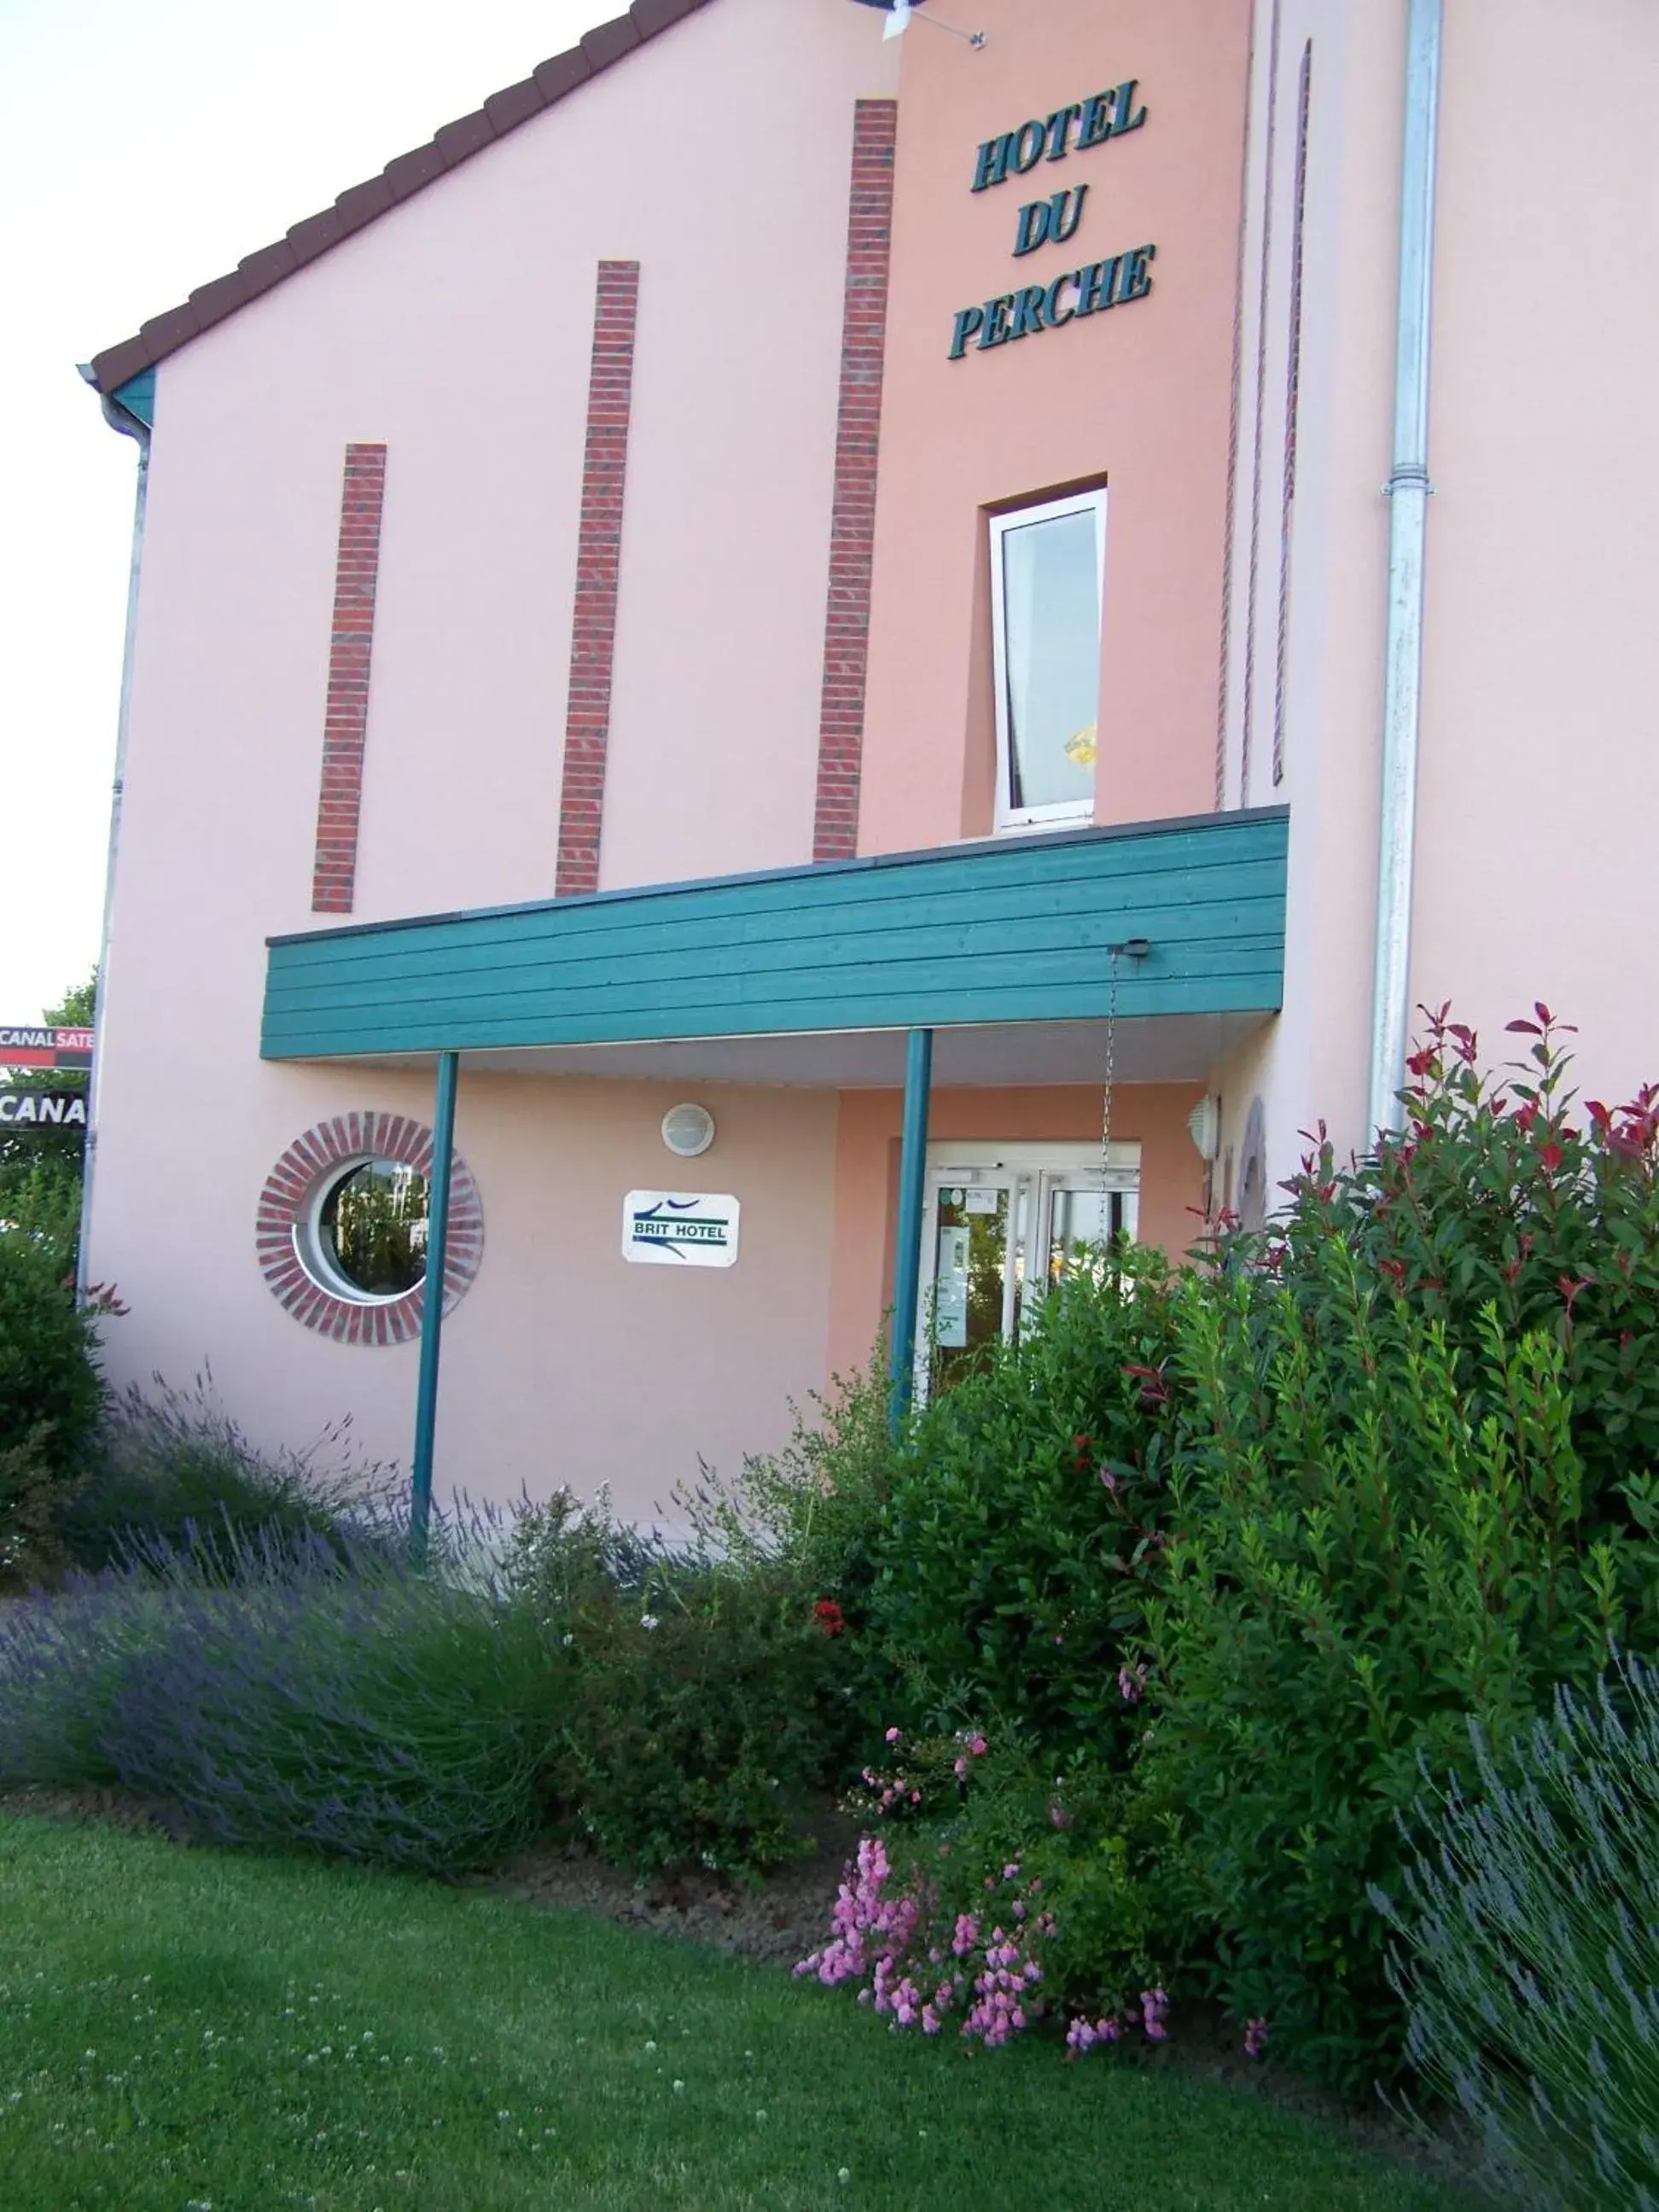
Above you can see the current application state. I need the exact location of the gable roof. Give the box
[87,0,717,396]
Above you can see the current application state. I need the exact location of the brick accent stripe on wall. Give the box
[310,443,388,914]
[556,260,641,898]
[812,98,897,864]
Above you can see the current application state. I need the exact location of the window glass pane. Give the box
[1000,508,1100,812]
[928,1184,1010,1393]
[318,1160,429,1296]
[1046,1185,1132,1288]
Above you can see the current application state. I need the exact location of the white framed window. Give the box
[988,487,1107,833]
[298,1155,430,1304]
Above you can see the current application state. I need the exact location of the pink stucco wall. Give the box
[86,0,897,1514]
[117,0,898,940]
[92,1053,840,1522]
[102,0,1659,1512]
[1216,0,1659,1205]
[858,0,1252,854]
[1212,0,1402,1190]
[1409,0,1659,1107]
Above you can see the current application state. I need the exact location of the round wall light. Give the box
[661,1102,716,1160]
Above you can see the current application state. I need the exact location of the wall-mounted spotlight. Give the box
[1187,1096,1222,1163]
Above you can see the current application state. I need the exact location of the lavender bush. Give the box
[1375,1655,1659,2207]
[0,1513,563,1875]
[53,1377,403,1575]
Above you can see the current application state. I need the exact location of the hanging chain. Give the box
[1100,946,1119,1195]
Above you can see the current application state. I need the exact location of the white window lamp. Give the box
[989,487,1108,834]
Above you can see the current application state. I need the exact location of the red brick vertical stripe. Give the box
[556,260,641,898]
[812,99,897,864]
[310,444,387,914]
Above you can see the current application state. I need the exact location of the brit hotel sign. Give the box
[949,79,1154,359]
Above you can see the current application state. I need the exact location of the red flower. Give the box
[1540,1142,1564,1173]
[813,1599,845,1639]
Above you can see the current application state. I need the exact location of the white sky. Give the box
[0,0,620,1023]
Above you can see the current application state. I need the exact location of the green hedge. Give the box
[0,1233,104,1579]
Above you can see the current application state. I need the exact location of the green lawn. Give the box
[0,1817,1470,2211]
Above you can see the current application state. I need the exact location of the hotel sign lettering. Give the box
[621,1191,741,1268]
[950,79,1156,360]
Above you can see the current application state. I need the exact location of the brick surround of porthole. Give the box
[812,99,897,864]
[310,444,388,915]
[256,1112,483,1345]
[556,260,641,897]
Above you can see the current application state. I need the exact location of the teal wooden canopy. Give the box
[262,803,1289,1541]
[262,807,1289,1062]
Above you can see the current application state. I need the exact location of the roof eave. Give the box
[86,0,716,396]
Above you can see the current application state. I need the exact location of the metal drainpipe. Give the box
[1367,0,1444,1140]
[74,375,151,1303]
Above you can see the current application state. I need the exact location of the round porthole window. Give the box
[257,1113,483,1346]
[308,1158,429,1301]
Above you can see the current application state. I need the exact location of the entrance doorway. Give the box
[915,1141,1140,1400]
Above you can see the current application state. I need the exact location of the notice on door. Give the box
[934,1225,970,1347]
[622,1190,740,1268]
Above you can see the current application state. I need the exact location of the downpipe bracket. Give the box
[1382,464,1435,498]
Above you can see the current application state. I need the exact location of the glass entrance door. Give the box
[916,1144,1140,1400]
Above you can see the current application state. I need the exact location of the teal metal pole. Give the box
[888,1027,934,1436]
[409,1051,458,1569]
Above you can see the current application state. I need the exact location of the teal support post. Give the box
[888,1027,934,1436]
[409,1050,458,1569]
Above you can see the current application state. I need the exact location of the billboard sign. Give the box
[0,1090,86,1127]
[0,1027,94,1070]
